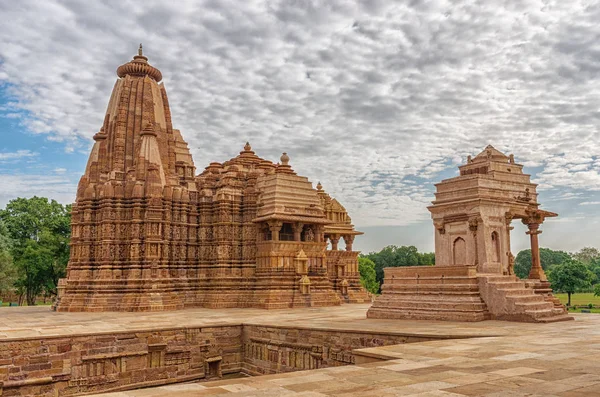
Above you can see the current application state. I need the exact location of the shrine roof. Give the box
[472,144,509,163]
[252,214,333,224]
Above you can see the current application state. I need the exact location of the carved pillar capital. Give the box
[505,211,513,226]
[434,220,445,235]
[468,217,479,234]
[343,235,355,251]
[329,234,340,251]
[267,221,283,241]
[292,222,304,241]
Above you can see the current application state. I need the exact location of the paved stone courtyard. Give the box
[2,305,598,396]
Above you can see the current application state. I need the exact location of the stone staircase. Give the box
[367,266,574,323]
[477,274,573,323]
[367,266,491,321]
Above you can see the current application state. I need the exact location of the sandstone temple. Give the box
[54,47,368,311]
[368,145,573,323]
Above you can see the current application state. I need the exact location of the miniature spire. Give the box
[138,43,143,56]
[316,181,323,191]
[244,142,251,151]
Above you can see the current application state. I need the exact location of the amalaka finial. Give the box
[138,43,143,56]
[280,152,290,166]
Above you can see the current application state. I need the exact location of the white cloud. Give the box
[0,1,599,229]
[53,167,67,174]
[0,174,76,208]
[580,201,600,206]
[0,150,38,161]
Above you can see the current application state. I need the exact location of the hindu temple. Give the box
[54,47,368,312]
[368,145,574,322]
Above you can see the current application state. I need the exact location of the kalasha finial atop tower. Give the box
[116,44,162,82]
[240,141,255,156]
[316,181,323,191]
[280,152,290,166]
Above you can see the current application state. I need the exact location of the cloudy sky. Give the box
[0,0,599,254]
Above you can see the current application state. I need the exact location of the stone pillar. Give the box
[330,235,340,251]
[343,235,354,251]
[505,213,514,275]
[292,223,304,242]
[526,223,547,281]
[468,217,479,267]
[268,221,282,242]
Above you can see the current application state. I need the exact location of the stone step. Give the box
[367,307,490,322]
[386,291,481,300]
[506,294,546,303]
[485,281,526,289]
[372,300,488,311]
[552,307,568,315]
[481,275,518,283]
[384,284,481,291]
[383,290,482,297]
[516,301,555,311]
[387,278,479,286]
[533,313,575,323]
[497,288,535,296]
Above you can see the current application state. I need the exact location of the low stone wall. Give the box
[0,325,242,397]
[241,324,445,376]
[1,322,463,396]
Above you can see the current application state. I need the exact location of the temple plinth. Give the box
[54,49,368,312]
[368,145,572,323]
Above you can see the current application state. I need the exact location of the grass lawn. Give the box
[555,292,600,307]
[568,308,600,313]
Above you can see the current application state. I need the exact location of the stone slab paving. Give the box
[81,310,599,397]
[2,305,598,396]
[0,304,502,340]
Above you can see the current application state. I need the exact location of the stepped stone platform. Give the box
[368,266,573,323]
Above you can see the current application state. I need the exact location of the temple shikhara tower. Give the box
[55,47,368,311]
[368,145,573,323]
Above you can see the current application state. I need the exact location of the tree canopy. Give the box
[514,248,571,279]
[361,245,434,291]
[358,257,379,294]
[547,259,595,306]
[0,219,16,298]
[0,197,71,305]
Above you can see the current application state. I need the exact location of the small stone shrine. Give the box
[54,47,368,311]
[368,145,573,322]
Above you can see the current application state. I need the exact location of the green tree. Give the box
[0,197,71,305]
[514,248,571,279]
[594,283,600,298]
[364,245,434,290]
[358,257,379,294]
[573,247,600,265]
[548,259,594,306]
[0,219,16,298]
